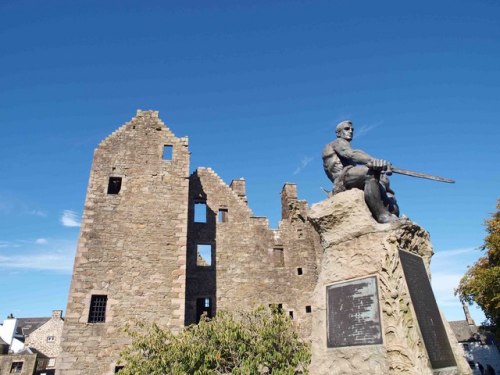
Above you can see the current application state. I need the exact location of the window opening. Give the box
[272,247,284,267]
[10,362,23,373]
[88,295,108,323]
[107,177,122,195]
[218,208,228,223]
[163,145,173,160]
[196,297,212,323]
[197,244,212,266]
[305,306,312,313]
[47,358,56,367]
[115,366,125,373]
[289,311,294,319]
[194,202,207,223]
[297,268,303,275]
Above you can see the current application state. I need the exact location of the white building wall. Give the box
[0,318,25,353]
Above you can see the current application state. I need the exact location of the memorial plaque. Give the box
[399,250,456,369]
[326,276,382,347]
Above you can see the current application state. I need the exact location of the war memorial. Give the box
[57,110,470,374]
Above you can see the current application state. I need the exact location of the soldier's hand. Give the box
[367,159,390,171]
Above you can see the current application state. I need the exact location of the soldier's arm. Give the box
[332,139,374,165]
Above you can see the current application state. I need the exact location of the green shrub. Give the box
[119,305,310,374]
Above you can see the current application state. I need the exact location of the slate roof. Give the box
[449,320,478,342]
[15,317,50,338]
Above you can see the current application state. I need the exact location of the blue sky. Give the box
[0,0,498,324]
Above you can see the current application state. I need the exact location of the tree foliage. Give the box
[118,306,311,374]
[456,199,500,327]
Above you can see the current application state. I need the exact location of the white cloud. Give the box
[431,246,486,323]
[61,210,81,227]
[433,247,477,259]
[293,156,313,175]
[0,241,20,249]
[356,121,383,138]
[35,238,48,245]
[0,241,76,273]
[29,209,48,217]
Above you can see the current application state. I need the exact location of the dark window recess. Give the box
[305,306,312,313]
[196,297,212,323]
[88,295,108,323]
[10,362,23,373]
[297,268,303,275]
[289,311,294,319]
[163,145,173,160]
[107,177,122,195]
[194,202,207,223]
[218,208,228,223]
[115,366,125,373]
[197,244,212,266]
[272,247,284,267]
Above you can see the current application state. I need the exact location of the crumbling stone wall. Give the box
[57,111,190,374]
[57,111,321,374]
[186,169,321,336]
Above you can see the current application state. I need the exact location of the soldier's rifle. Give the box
[388,166,455,184]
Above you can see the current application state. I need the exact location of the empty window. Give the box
[218,208,228,223]
[107,177,122,194]
[305,306,312,313]
[47,335,55,342]
[197,244,212,266]
[88,295,107,323]
[297,268,303,275]
[272,247,284,267]
[194,202,207,223]
[196,297,212,322]
[115,366,125,373]
[163,145,173,160]
[10,362,23,373]
[289,311,294,319]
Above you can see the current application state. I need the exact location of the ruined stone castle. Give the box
[57,110,322,374]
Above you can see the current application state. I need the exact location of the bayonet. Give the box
[390,166,455,184]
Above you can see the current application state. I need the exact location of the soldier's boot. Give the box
[364,175,398,224]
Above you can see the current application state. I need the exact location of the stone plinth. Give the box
[308,189,470,375]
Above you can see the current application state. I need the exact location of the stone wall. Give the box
[186,169,321,336]
[57,111,190,374]
[25,310,64,359]
[0,353,37,375]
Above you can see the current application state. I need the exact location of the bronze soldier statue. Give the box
[322,120,399,223]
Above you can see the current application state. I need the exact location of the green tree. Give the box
[456,199,500,328]
[118,306,311,374]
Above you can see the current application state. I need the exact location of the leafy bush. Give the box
[118,305,310,374]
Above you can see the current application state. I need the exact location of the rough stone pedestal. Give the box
[307,189,470,375]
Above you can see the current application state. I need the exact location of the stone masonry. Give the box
[58,111,190,374]
[57,111,322,374]
[24,310,64,361]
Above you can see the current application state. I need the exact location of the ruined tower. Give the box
[58,111,190,374]
[57,111,321,374]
